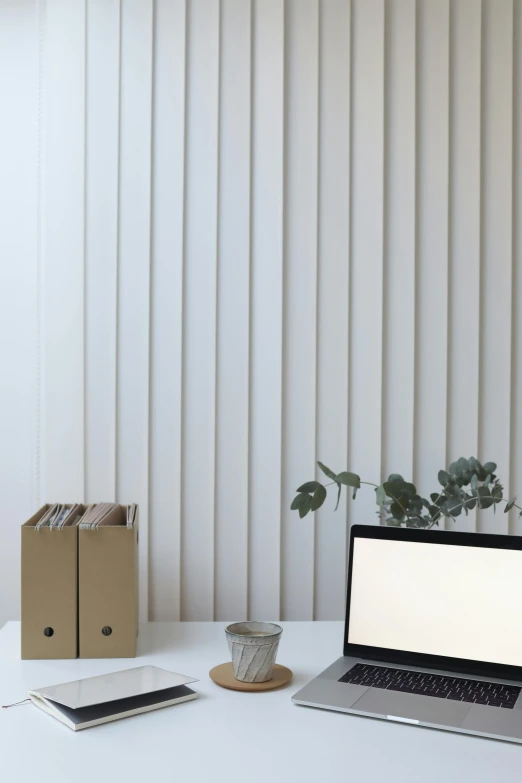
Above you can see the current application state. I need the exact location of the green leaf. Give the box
[291,493,309,511]
[299,495,313,518]
[388,473,404,483]
[477,486,494,509]
[448,461,457,475]
[310,484,327,511]
[505,497,517,513]
[384,480,404,498]
[375,485,386,506]
[335,471,361,489]
[409,495,423,512]
[483,461,497,474]
[455,457,469,476]
[469,457,481,472]
[401,483,417,497]
[443,496,462,517]
[484,474,491,488]
[491,484,503,503]
[465,497,477,510]
[317,462,338,482]
[297,481,320,493]
[470,473,478,491]
[317,462,342,509]
[438,470,451,486]
[390,501,406,519]
[334,483,342,511]
[444,483,460,497]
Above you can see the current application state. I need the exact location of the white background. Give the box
[349,538,522,666]
[1,0,522,629]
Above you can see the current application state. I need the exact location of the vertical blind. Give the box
[3,0,522,625]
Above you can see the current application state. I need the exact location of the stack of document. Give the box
[78,503,137,530]
[35,504,83,530]
[126,502,137,529]
[78,503,116,530]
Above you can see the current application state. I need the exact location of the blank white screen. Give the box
[348,537,522,667]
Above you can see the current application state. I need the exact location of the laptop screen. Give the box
[347,536,522,668]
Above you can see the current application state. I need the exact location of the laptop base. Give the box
[292,657,522,744]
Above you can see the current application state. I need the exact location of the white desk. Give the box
[0,621,519,782]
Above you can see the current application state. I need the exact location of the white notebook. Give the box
[28,666,198,731]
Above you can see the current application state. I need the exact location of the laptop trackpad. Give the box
[353,687,472,727]
[461,704,522,740]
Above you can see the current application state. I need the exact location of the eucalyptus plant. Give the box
[291,457,521,528]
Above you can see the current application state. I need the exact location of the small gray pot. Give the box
[225,622,283,683]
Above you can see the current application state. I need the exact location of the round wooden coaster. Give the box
[209,662,293,692]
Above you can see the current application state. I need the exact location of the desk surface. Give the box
[0,621,519,782]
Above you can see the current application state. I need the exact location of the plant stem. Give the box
[321,475,522,528]
[387,493,409,518]
[431,482,451,509]
[427,492,522,529]
[322,478,409,517]
[323,479,379,490]
[425,482,452,529]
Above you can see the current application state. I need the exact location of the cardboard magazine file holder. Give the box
[21,505,82,660]
[79,505,139,658]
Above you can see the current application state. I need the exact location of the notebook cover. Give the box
[32,666,198,708]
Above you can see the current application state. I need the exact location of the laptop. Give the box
[292,524,522,743]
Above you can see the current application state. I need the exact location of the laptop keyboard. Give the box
[339,663,520,709]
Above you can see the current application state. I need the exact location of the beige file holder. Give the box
[78,505,139,658]
[21,505,81,660]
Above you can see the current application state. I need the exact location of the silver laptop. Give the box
[292,524,522,743]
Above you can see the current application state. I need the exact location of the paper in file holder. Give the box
[21,504,138,660]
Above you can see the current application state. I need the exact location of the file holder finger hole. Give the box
[43,627,54,637]
[102,626,112,636]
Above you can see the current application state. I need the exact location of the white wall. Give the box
[0,0,39,629]
[2,0,522,628]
